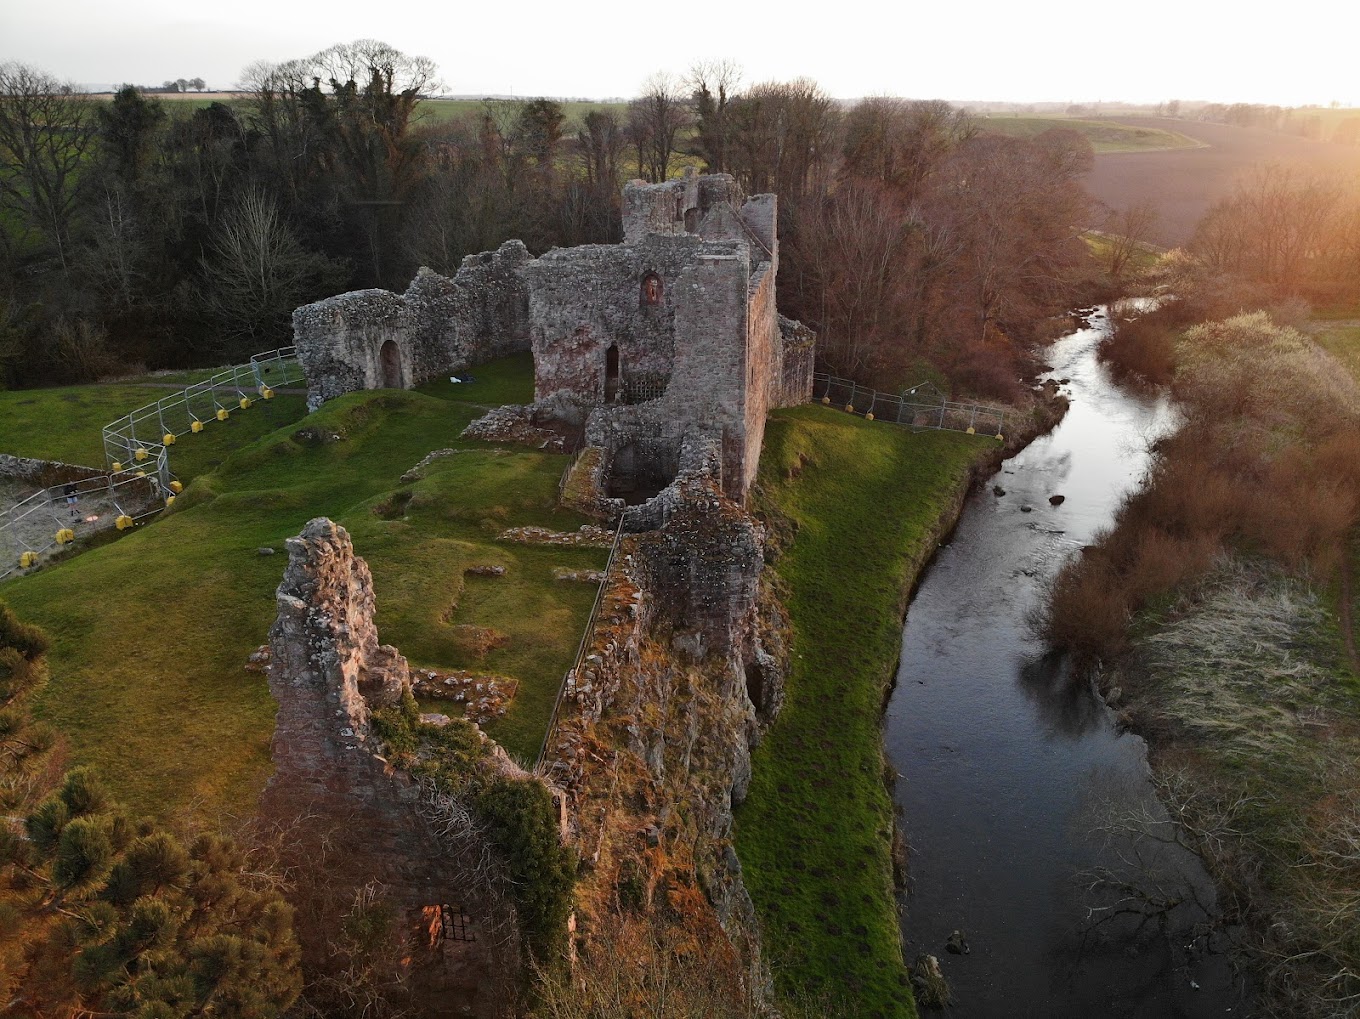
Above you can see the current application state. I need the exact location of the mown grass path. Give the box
[737,407,989,1018]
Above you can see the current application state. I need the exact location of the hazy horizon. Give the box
[3,0,1355,108]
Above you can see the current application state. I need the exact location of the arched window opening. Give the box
[641,273,663,307]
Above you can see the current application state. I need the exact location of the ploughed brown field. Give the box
[1086,117,1360,247]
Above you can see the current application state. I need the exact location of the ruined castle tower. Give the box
[291,171,814,503]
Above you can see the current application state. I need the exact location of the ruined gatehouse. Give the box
[292,170,814,508]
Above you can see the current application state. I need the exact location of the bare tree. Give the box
[1191,165,1345,295]
[1097,199,1160,285]
[790,181,922,377]
[201,185,340,348]
[728,78,838,205]
[630,72,691,183]
[577,109,625,191]
[686,59,742,173]
[842,97,973,203]
[310,38,441,98]
[0,62,99,271]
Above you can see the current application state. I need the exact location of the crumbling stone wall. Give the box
[543,476,789,1002]
[269,517,412,739]
[524,235,713,406]
[263,518,519,1017]
[293,241,532,410]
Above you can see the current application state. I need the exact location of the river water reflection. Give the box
[886,308,1247,1017]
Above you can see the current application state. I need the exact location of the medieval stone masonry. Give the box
[293,171,814,509]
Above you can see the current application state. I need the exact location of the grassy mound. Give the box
[736,406,990,1018]
[0,358,603,819]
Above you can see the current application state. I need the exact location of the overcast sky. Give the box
[3,0,1354,107]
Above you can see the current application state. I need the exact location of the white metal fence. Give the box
[0,466,163,580]
[100,347,303,474]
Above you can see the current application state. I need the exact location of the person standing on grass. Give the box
[64,483,78,519]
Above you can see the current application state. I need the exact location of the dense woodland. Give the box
[0,45,1098,400]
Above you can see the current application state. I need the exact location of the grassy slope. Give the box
[737,406,990,1018]
[0,382,307,481]
[975,116,1200,153]
[1,356,604,818]
[1313,322,1360,381]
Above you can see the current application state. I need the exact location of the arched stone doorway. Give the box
[380,339,402,389]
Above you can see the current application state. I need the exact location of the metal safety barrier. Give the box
[100,347,304,474]
[534,517,627,771]
[0,463,167,580]
[812,372,1008,438]
[2,347,305,580]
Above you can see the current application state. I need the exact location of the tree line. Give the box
[1,47,1098,400]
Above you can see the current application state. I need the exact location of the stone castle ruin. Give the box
[293,170,814,509]
[280,173,813,1011]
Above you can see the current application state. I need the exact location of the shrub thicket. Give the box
[0,599,302,1017]
[1044,313,1360,661]
[372,695,575,962]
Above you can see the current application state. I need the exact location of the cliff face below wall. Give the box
[541,473,789,1000]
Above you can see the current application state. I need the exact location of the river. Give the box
[886,307,1248,1017]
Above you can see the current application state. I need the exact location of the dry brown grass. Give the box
[1117,561,1360,1017]
[1047,313,1360,661]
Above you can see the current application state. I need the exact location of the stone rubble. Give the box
[410,668,519,726]
[497,524,614,548]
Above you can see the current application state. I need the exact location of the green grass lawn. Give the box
[737,406,990,1018]
[1,357,603,820]
[976,116,1200,153]
[416,350,535,406]
[0,381,308,484]
[107,365,237,387]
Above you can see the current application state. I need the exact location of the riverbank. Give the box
[735,392,1064,1015]
[1105,557,1359,1016]
[1045,311,1360,1014]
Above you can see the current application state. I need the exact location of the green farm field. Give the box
[975,115,1200,153]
